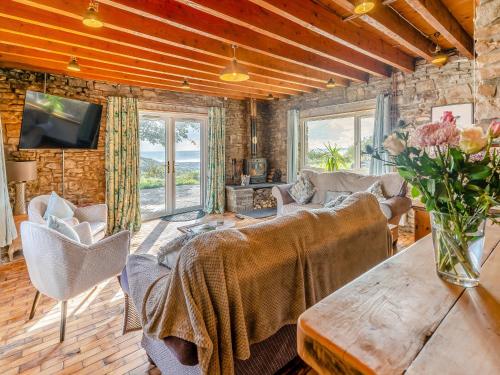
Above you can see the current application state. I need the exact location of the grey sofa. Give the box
[272,170,411,225]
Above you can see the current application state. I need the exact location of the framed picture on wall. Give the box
[431,103,474,129]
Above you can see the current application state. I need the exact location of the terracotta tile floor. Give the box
[0,215,414,374]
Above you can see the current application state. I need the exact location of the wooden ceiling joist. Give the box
[98,0,369,82]
[2,2,335,90]
[176,0,397,77]
[0,41,287,99]
[0,25,299,97]
[241,0,413,73]
[0,0,475,99]
[13,0,362,84]
[331,0,435,61]
[0,52,252,100]
[403,0,473,58]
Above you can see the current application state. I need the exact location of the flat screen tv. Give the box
[19,91,102,149]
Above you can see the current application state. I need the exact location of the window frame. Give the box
[299,109,375,172]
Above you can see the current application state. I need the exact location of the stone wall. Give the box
[475,0,500,127]
[0,67,249,207]
[260,57,474,181]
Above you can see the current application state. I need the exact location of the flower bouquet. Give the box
[370,114,499,287]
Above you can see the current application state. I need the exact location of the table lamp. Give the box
[6,161,37,215]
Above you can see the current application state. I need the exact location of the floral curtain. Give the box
[205,107,225,214]
[0,115,16,247]
[369,94,392,176]
[105,97,141,234]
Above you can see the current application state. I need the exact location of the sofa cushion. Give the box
[324,190,352,205]
[366,181,386,202]
[47,215,80,243]
[301,170,404,204]
[43,191,74,221]
[324,194,351,209]
[288,173,315,204]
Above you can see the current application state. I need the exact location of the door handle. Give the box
[172,162,175,174]
[167,161,170,174]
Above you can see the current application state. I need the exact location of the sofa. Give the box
[120,193,392,375]
[272,170,411,225]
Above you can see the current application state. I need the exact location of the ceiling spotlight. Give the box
[326,78,336,89]
[353,0,375,15]
[180,79,191,90]
[220,45,250,82]
[67,57,81,72]
[266,93,274,100]
[431,44,448,67]
[83,0,103,28]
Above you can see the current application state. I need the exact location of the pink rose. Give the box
[459,127,488,154]
[489,119,500,138]
[412,122,460,148]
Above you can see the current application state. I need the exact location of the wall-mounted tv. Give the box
[19,91,102,149]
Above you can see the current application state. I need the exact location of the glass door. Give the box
[139,112,206,220]
[173,118,204,212]
[139,115,168,219]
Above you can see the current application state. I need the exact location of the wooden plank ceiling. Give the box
[0,0,474,100]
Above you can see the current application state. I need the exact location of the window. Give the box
[301,112,375,174]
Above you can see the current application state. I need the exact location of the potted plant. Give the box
[370,115,499,287]
[323,143,348,171]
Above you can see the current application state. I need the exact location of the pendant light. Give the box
[180,79,191,90]
[431,45,448,67]
[67,57,81,72]
[353,0,376,15]
[326,78,336,89]
[220,45,249,82]
[83,0,104,28]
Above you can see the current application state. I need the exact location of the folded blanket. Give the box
[141,192,391,375]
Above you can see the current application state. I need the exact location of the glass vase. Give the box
[430,212,486,287]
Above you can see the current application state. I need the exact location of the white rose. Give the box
[383,134,405,155]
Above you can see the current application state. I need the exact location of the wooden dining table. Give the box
[297,222,500,375]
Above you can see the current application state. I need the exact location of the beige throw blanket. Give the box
[141,193,391,374]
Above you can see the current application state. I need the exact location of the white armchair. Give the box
[28,195,108,242]
[21,221,130,342]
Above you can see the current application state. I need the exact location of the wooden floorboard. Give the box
[0,215,413,374]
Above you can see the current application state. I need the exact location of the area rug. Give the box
[161,210,206,222]
[239,208,277,219]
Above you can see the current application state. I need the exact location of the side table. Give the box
[8,214,28,261]
[412,202,431,241]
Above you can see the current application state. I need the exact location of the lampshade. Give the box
[180,79,191,90]
[67,57,81,72]
[83,1,103,28]
[219,59,250,82]
[326,78,336,89]
[354,0,375,15]
[6,161,37,182]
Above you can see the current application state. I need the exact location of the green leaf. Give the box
[427,179,436,195]
[411,185,420,198]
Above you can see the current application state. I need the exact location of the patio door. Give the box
[139,112,207,220]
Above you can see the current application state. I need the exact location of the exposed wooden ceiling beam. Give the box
[0,25,297,97]
[2,2,330,91]
[0,38,286,99]
[13,0,362,83]
[0,52,253,100]
[331,0,434,61]
[177,0,395,76]
[403,0,473,58]
[241,0,413,73]
[95,0,369,82]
